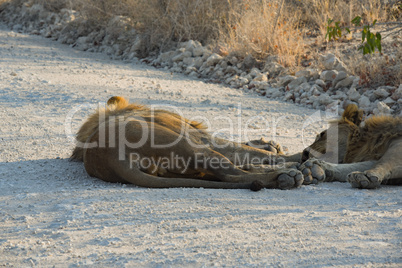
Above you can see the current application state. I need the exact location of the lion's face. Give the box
[302,123,352,163]
[301,104,363,164]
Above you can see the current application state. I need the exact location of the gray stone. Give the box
[295,82,311,94]
[374,86,392,99]
[332,71,347,86]
[383,97,396,106]
[315,79,326,87]
[277,75,296,87]
[252,74,268,82]
[310,84,323,96]
[184,66,197,75]
[250,68,261,78]
[358,95,371,108]
[335,76,354,89]
[271,89,285,98]
[192,57,204,69]
[182,57,195,66]
[213,69,224,78]
[285,92,294,101]
[74,36,90,51]
[193,46,207,57]
[320,70,338,82]
[236,77,249,87]
[320,53,348,72]
[182,40,202,54]
[391,84,402,100]
[263,62,285,77]
[225,66,240,75]
[318,93,334,105]
[295,69,312,78]
[287,76,307,90]
[351,77,360,89]
[332,91,347,100]
[157,51,178,64]
[172,50,192,62]
[374,101,391,115]
[243,54,257,70]
[206,53,223,66]
[347,88,361,102]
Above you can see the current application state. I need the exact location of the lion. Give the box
[71,96,303,191]
[299,104,402,188]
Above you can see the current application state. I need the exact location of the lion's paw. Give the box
[299,159,326,185]
[246,138,284,154]
[347,171,381,189]
[277,169,304,189]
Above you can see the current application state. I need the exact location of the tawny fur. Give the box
[70,96,303,190]
[301,104,402,188]
[345,115,402,162]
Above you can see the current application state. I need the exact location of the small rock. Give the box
[315,79,326,87]
[192,57,204,69]
[320,53,348,72]
[236,77,249,87]
[193,46,207,57]
[263,62,285,77]
[383,97,395,106]
[347,88,361,102]
[182,57,195,66]
[225,66,239,75]
[391,84,402,100]
[318,93,334,105]
[182,40,202,54]
[295,69,312,78]
[374,86,392,99]
[243,54,257,70]
[332,71,347,86]
[172,51,192,62]
[157,51,178,65]
[252,74,268,82]
[206,53,222,66]
[249,68,261,78]
[335,76,354,89]
[320,70,338,82]
[374,101,391,115]
[358,95,371,108]
[310,84,322,96]
[287,76,307,91]
[295,82,311,94]
[277,75,296,87]
[284,92,294,101]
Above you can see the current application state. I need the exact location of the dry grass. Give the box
[1,0,400,83]
[218,1,306,69]
[345,48,402,87]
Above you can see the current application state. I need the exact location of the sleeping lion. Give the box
[300,104,402,188]
[71,96,303,191]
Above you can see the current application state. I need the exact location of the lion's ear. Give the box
[107,96,129,108]
[342,104,364,125]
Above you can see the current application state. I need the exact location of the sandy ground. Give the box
[0,24,401,267]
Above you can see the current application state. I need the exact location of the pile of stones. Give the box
[1,2,400,116]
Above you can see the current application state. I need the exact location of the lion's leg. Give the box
[238,162,300,173]
[244,138,284,154]
[110,156,252,189]
[348,139,402,188]
[194,150,303,189]
[299,158,376,185]
[211,140,296,167]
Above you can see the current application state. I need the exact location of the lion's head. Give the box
[302,104,363,163]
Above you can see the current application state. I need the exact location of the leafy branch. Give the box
[325,16,382,55]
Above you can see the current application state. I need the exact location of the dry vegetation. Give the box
[1,0,401,84]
